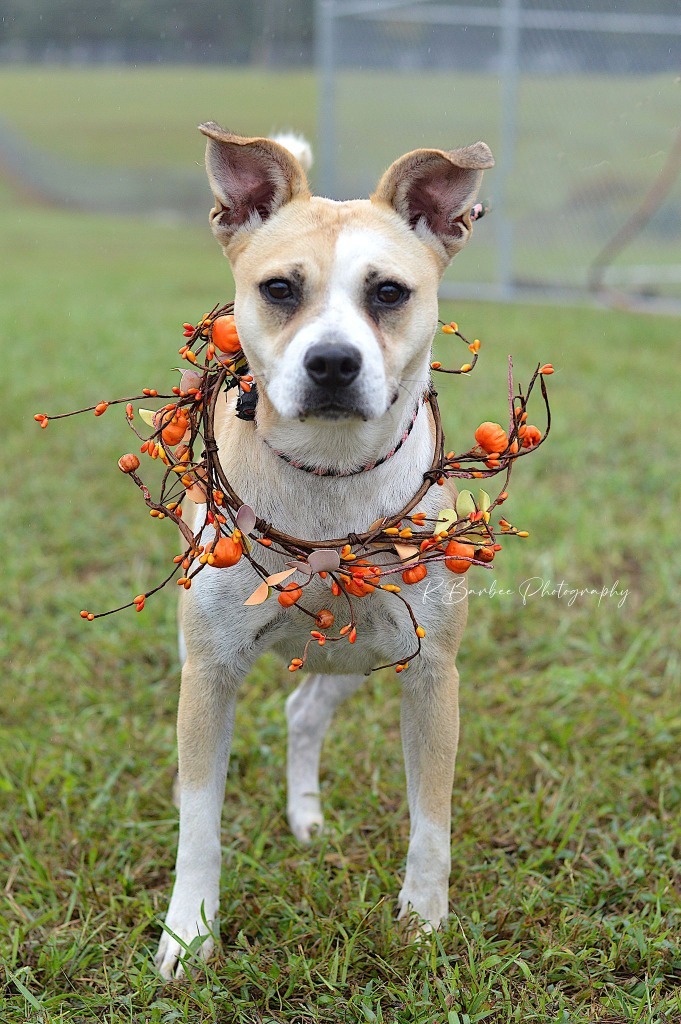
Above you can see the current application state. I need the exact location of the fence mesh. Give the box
[321,0,681,303]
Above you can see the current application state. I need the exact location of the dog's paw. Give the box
[397,885,447,941]
[155,911,217,980]
[287,795,324,843]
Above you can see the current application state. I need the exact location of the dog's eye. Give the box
[375,282,408,306]
[262,279,294,302]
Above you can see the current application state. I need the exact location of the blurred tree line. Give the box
[0,0,316,64]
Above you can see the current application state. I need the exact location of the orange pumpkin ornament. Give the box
[278,582,303,607]
[342,562,381,597]
[474,421,508,454]
[210,535,243,568]
[522,425,542,449]
[156,406,190,445]
[211,315,242,355]
[444,540,475,573]
[402,563,427,585]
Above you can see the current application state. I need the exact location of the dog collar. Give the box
[261,393,428,478]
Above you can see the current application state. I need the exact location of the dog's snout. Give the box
[303,342,362,389]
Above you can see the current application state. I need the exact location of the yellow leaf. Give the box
[138,408,156,427]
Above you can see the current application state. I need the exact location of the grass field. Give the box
[1,67,681,1023]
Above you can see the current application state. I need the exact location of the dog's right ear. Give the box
[199,122,310,249]
[371,143,494,267]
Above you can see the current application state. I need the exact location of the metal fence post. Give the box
[497,0,521,300]
[315,0,336,198]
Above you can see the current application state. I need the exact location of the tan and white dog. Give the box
[155,122,494,979]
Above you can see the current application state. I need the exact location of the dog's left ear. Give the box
[372,143,494,265]
[199,121,310,250]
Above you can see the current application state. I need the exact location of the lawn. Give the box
[1,68,681,1024]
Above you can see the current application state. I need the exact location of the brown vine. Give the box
[35,302,553,674]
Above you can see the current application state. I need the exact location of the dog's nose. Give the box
[303,342,362,388]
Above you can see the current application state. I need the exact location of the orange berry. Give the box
[315,609,335,629]
[118,453,140,474]
[94,401,108,416]
[539,364,554,375]
[444,540,475,574]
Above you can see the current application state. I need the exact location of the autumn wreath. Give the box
[35,304,552,673]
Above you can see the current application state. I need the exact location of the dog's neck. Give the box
[252,364,431,479]
[214,367,438,541]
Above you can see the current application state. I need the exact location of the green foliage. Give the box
[1,68,681,1024]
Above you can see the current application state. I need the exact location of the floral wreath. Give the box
[35,303,552,674]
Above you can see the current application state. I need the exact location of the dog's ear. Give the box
[371,143,494,264]
[199,122,310,249]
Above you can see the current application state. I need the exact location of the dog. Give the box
[155,122,494,979]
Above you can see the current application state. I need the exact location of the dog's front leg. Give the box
[156,656,239,979]
[397,656,460,934]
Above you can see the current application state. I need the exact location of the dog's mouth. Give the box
[297,386,377,422]
[298,401,369,422]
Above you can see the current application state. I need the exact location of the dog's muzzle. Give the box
[300,341,366,418]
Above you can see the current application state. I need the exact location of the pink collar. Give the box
[262,394,428,477]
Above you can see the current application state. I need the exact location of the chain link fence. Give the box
[316,0,681,306]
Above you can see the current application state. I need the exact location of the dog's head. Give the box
[200,122,493,427]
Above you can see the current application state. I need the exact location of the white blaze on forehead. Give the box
[265,226,396,419]
[331,226,409,298]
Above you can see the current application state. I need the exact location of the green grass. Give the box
[0,66,317,169]
[2,68,681,1023]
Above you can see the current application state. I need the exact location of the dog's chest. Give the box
[182,414,464,674]
[187,545,422,675]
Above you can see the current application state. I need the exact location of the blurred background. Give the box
[1,0,680,308]
[2,5,681,1017]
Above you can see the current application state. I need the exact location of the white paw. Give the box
[397,884,447,940]
[287,794,324,843]
[155,904,217,980]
